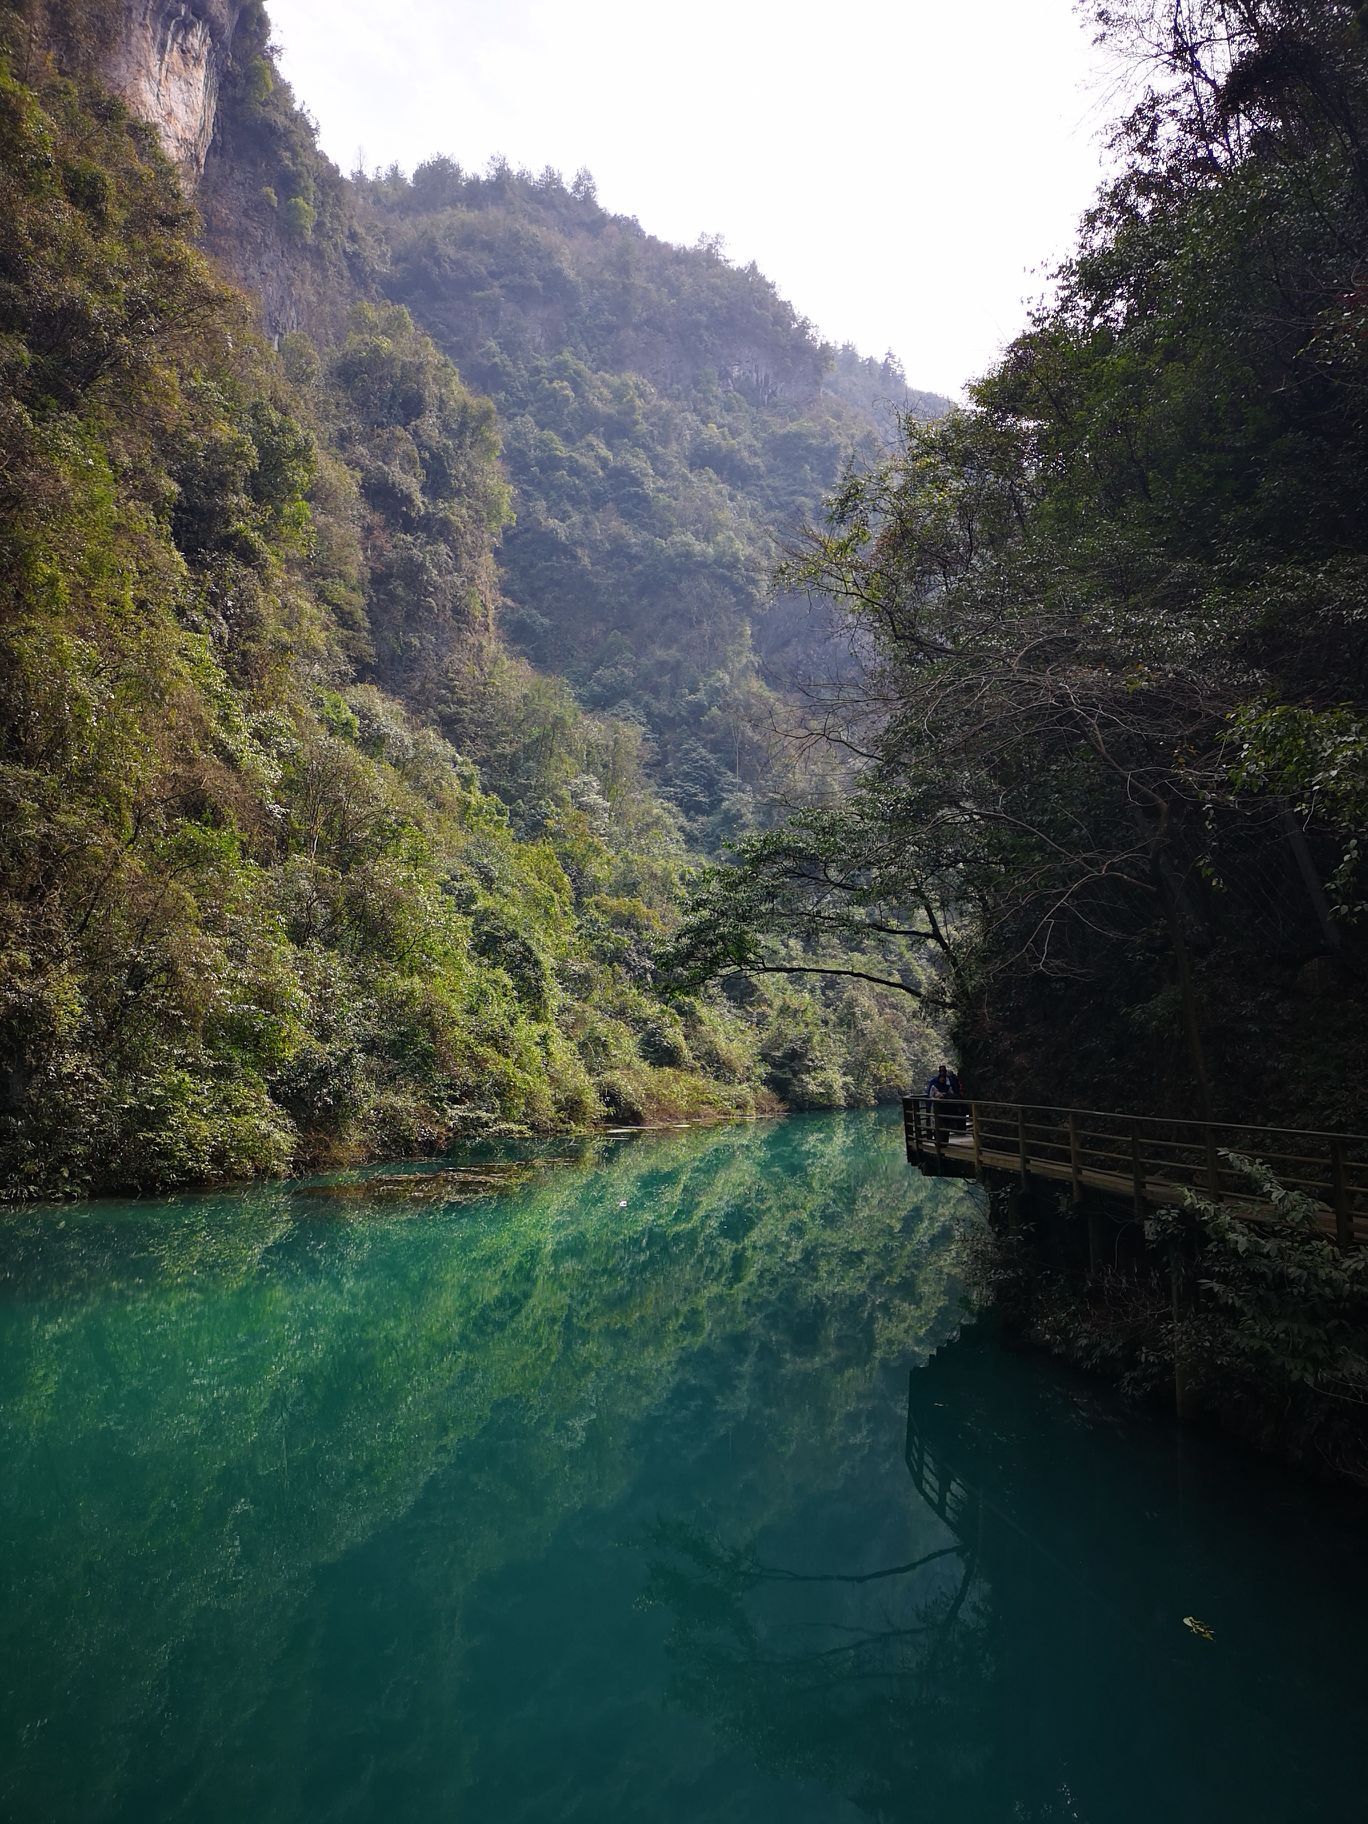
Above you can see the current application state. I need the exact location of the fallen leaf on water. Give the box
[1183,1616,1215,1641]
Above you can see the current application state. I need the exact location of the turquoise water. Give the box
[2,1108,1366,1822]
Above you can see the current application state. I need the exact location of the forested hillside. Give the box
[683,0,1368,1136]
[363,161,944,841]
[195,22,948,845]
[0,0,942,1199]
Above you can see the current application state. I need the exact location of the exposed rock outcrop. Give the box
[104,0,243,180]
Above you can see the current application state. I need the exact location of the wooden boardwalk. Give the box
[902,1097,1368,1248]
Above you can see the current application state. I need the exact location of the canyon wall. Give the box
[103,1,242,179]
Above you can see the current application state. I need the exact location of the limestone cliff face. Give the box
[104,1,243,180]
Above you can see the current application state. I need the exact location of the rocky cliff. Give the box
[104,0,242,179]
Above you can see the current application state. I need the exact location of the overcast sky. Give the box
[266,0,1119,399]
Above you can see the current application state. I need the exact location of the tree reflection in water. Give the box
[6,1114,1368,1823]
[642,1326,1368,1824]
[640,1514,994,1820]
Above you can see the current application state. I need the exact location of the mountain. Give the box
[0,0,944,1197]
[362,160,947,841]
[189,17,949,843]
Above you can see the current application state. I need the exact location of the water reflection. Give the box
[643,1325,1368,1823]
[0,1112,966,1824]
[903,1329,1368,1821]
[640,1515,987,1816]
[3,1111,1366,1823]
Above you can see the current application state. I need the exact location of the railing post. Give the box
[1130,1119,1144,1217]
[1017,1106,1029,1185]
[970,1101,983,1174]
[1068,1111,1083,1203]
[933,1099,945,1169]
[1331,1137,1352,1251]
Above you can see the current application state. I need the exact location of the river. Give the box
[2,1107,1366,1822]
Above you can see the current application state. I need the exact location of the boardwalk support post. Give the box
[1204,1125,1222,1199]
[1170,1218,1196,1421]
[1331,1137,1352,1251]
[1087,1201,1107,1275]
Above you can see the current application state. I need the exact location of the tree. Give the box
[675,0,1368,1125]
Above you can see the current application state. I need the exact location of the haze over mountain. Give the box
[266,0,1115,398]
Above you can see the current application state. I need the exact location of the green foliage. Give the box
[196,0,380,341]
[308,299,511,692]
[1229,704,1368,916]
[1152,1160,1368,1409]
[282,193,315,241]
[0,42,803,1198]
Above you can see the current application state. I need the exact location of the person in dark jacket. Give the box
[925,1063,966,1138]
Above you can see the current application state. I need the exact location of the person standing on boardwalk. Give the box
[925,1063,963,1101]
[925,1063,966,1137]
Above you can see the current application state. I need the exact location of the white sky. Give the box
[266,0,1119,399]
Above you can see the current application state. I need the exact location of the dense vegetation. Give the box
[198,27,948,850]
[681,0,1368,1135]
[967,1161,1368,1482]
[360,160,945,844]
[0,1,947,1199]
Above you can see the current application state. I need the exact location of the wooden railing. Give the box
[901,1097,1368,1247]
